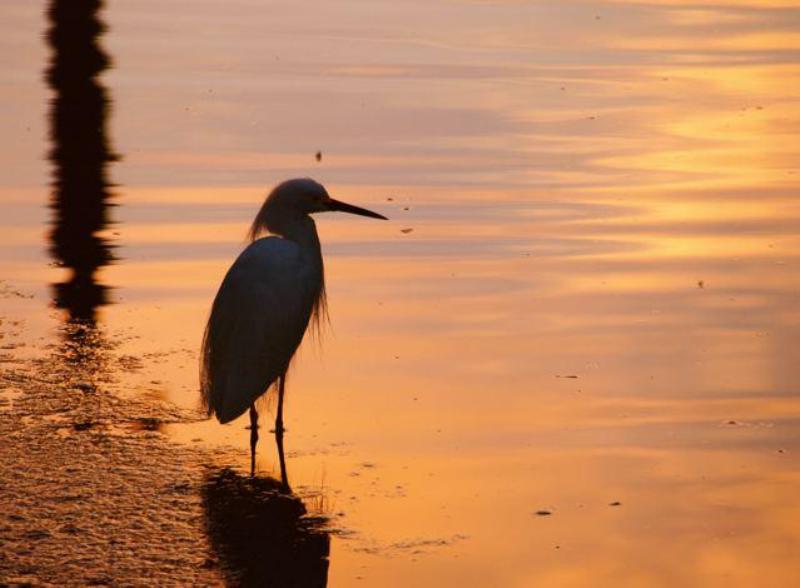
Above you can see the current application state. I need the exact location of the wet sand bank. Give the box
[0,321,329,586]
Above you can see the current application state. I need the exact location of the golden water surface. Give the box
[2,0,800,586]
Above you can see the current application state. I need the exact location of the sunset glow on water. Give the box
[1,1,799,585]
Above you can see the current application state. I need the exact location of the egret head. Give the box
[249,178,387,240]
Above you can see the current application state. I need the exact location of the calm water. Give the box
[2,0,800,585]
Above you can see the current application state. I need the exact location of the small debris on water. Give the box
[698,280,704,288]
[556,375,578,379]
[315,151,322,162]
[609,501,622,507]
[387,197,394,201]
[534,510,552,516]
[400,228,413,234]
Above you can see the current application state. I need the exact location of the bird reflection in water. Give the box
[201,437,331,587]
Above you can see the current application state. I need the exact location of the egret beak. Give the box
[328,198,388,220]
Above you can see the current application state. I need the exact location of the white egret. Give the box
[200,178,387,476]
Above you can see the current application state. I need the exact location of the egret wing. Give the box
[201,237,319,423]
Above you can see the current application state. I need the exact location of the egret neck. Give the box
[262,209,324,271]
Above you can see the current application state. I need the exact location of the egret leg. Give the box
[275,372,286,434]
[249,404,259,477]
[275,373,289,490]
[275,419,289,491]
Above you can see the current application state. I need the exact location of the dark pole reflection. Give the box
[202,465,331,587]
[45,0,117,327]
